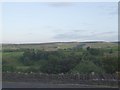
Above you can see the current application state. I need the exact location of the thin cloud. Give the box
[53,30,117,41]
[96,3,117,16]
[93,31,117,35]
[48,2,73,7]
[54,30,91,40]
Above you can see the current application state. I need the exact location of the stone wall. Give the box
[2,72,119,86]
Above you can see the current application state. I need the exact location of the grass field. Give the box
[2,42,118,50]
[2,42,80,51]
[2,51,45,72]
[2,52,23,67]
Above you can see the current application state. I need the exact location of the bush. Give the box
[70,60,104,74]
[2,65,16,72]
[87,48,103,56]
[40,58,80,74]
[102,55,118,74]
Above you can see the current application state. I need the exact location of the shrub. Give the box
[2,65,16,72]
[70,60,104,74]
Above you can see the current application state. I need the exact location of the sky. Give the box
[1,2,118,43]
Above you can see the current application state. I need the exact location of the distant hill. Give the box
[2,41,118,51]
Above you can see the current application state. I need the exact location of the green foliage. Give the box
[109,49,113,54]
[2,52,23,66]
[102,55,118,74]
[26,66,40,73]
[70,60,104,74]
[40,57,81,74]
[87,47,103,56]
[20,49,37,65]
[2,65,16,72]
[2,43,118,74]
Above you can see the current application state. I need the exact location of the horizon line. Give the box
[1,40,119,44]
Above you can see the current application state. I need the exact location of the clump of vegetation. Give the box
[2,65,16,72]
[102,55,118,74]
[70,60,104,74]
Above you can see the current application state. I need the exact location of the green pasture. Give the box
[2,52,23,66]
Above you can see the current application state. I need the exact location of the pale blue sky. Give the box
[2,2,118,43]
